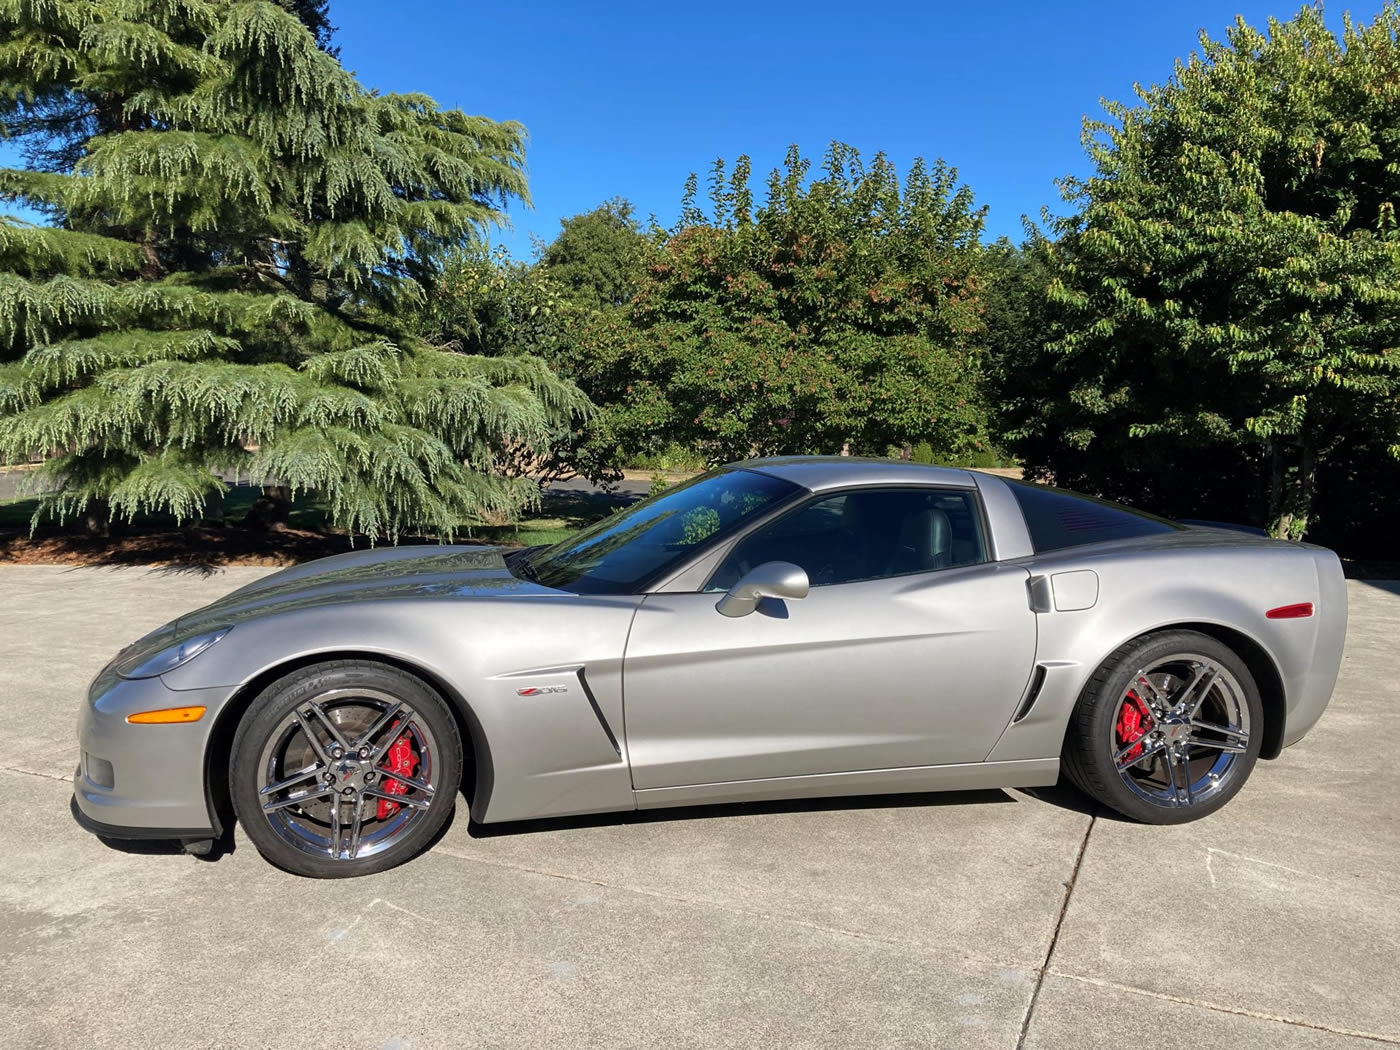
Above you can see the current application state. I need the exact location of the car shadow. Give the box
[90,834,237,862]
[76,783,1102,865]
[1352,577,1400,596]
[73,794,239,861]
[464,781,1098,839]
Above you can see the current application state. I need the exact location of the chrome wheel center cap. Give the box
[332,757,364,786]
[1161,719,1191,744]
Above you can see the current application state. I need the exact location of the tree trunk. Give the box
[1267,436,1318,541]
[81,498,127,539]
[83,498,111,538]
[241,485,292,531]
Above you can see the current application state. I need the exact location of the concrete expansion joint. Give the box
[1016,810,1096,1050]
[1011,806,1400,1049]
[1,765,74,784]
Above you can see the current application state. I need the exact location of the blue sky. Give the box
[333,0,1356,258]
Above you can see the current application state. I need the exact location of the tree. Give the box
[0,0,589,539]
[412,246,613,486]
[571,144,993,466]
[1025,6,1400,539]
[537,198,651,311]
[276,0,336,54]
[980,232,1054,448]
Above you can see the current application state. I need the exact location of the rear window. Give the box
[1008,482,1183,553]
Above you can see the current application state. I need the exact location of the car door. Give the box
[621,486,1037,790]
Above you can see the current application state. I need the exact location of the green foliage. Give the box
[907,441,936,465]
[567,143,994,467]
[538,198,653,311]
[0,0,589,539]
[416,246,575,361]
[980,233,1055,448]
[1019,6,1400,539]
[626,442,708,474]
[411,246,610,486]
[275,0,335,53]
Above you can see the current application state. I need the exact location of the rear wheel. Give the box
[1063,631,1263,823]
[230,660,462,878]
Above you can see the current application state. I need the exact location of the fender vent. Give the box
[1012,665,1048,724]
[577,669,621,757]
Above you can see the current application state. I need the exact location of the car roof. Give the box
[737,456,977,492]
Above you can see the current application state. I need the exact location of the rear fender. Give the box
[985,547,1323,763]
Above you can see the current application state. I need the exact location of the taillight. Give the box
[1266,602,1314,619]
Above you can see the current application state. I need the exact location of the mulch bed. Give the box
[0,524,492,571]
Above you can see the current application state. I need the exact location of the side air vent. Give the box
[576,669,622,757]
[1012,665,1048,724]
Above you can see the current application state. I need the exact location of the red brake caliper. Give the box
[1116,691,1154,761]
[376,724,420,820]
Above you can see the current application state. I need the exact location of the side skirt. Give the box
[633,758,1060,811]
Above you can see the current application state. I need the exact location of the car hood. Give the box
[180,544,561,628]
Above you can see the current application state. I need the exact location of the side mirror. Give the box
[715,561,810,618]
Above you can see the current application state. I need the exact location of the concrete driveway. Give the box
[1,567,1396,1049]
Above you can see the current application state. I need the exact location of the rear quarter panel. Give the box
[986,534,1346,763]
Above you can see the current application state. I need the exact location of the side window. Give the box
[707,487,987,591]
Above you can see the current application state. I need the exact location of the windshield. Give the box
[524,468,801,594]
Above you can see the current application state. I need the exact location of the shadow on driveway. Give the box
[466,782,1097,840]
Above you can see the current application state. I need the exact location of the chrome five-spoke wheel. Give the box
[1112,655,1251,809]
[232,661,462,878]
[1063,630,1264,824]
[257,688,440,861]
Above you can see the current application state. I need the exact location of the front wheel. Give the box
[230,660,463,878]
[1062,630,1263,823]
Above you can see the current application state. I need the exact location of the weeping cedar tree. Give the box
[0,0,590,539]
[1023,6,1400,540]
[567,144,993,466]
[275,0,335,54]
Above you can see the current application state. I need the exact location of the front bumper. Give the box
[72,671,230,839]
[69,794,214,841]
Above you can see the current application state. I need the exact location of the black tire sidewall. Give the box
[1068,631,1264,824]
[230,661,462,878]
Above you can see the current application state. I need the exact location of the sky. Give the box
[331,0,1356,258]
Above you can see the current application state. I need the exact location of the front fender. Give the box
[161,595,643,823]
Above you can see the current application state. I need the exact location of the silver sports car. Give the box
[72,457,1348,878]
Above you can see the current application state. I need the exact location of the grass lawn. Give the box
[468,491,621,547]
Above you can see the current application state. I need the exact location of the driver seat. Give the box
[886,506,952,575]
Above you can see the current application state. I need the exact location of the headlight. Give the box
[116,627,232,680]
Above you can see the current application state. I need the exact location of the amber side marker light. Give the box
[1266,602,1315,620]
[126,705,207,725]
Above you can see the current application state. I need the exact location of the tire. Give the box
[1062,630,1263,824]
[230,660,463,878]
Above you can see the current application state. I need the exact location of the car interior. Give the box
[707,487,987,591]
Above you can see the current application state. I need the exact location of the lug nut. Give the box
[364,772,376,783]
[341,787,355,797]
[331,747,343,759]
[358,747,369,759]
[322,772,335,783]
